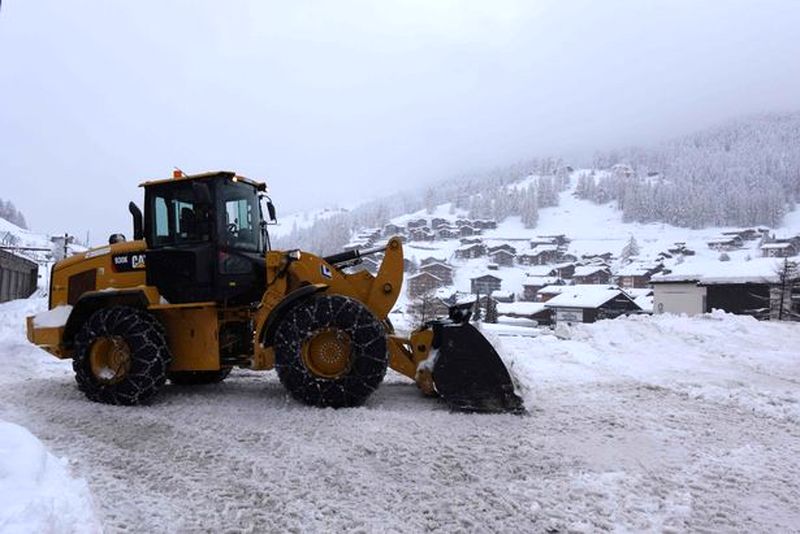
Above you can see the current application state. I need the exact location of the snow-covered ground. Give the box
[2,297,800,532]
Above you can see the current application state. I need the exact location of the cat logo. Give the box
[111,253,147,272]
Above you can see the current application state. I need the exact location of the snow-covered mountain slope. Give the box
[386,172,800,314]
[0,217,52,252]
[2,297,799,532]
[268,206,351,239]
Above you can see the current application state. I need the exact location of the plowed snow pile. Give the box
[0,422,100,534]
[1,298,799,532]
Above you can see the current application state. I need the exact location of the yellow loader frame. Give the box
[27,236,437,394]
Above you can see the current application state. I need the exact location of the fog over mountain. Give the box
[2,1,800,244]
[276,112,800,254]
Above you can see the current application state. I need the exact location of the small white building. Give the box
[651,257,790,317]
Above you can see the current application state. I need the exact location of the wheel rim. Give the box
[89,336,132,385]
[301,328,352,379]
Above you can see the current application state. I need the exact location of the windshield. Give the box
[219,181,264,253]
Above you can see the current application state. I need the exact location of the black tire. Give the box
[168,368,232,385]
[274,295,388,408]
[73,306,171,405]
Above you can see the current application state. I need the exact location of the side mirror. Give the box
[267,201,277,222]
[192,181,212,205]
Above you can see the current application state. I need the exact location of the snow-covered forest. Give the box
[276,113,800,255]
[273,158,571,255]
[585,112,800,228]
[0,199,27,230]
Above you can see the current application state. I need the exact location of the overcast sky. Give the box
[2,0,800,244]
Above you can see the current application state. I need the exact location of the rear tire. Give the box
[73,306,171,405]
[274,295,388,408]
[168,368,231,385]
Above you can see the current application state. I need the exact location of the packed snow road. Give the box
[2,299,800,533]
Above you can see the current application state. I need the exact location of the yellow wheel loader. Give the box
[26,170,523,413]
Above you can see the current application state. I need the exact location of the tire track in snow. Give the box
[2,370,799,532]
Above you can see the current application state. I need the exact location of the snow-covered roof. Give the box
[530,244,558,253]
[492,290,514,299]
[497,302,548,316]
[761,243,793,249]
[573,265,608,277]
[523,276,558,287]
[538,284,570,295]
[526,266,556,277]
[622,288,653,299]
[471,274,502,281]
[420,260,453,271]
[408,271,442,282]
[616,262,658,276]
[544,285,636,309]
[651,257,794,285]
[632,294,654,312]
[707,236,738,244]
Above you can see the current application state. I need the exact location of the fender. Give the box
[62,288,157,348]
[258,283,328,347]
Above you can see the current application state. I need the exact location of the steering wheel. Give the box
[227,223,239,238]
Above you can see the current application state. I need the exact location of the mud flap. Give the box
[431,322,525,414]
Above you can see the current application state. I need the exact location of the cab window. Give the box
[148,183,211,247]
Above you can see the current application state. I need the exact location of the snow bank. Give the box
[0,421,101,534]
[505,311,800,421]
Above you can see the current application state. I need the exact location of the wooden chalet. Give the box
[454,243,486,260]
[616,262,663,289]
[487,244,517,256]
[489,249,515,267]
[407,271,444,298]
[707,235,743,251]
[572,265,612,285]
[431,218,449,230]
[544,285,642,324]
[419,261,454,284]
[409,227,434,241]
[383,223,404,237]
[471,274,502,294]
[522,276,560,301]
[458,225,477,237]
[496,301,552,326]
[437,227,459,239]
[761,242,798,258]
[518,245,560,266]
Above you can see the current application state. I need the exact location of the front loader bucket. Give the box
[431,322,525,414]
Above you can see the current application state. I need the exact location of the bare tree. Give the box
[774,258,800,321]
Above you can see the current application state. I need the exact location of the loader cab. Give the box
[141,171,273,305]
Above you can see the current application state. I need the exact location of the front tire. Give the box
[274,295,388,408]
[73,306,171,405]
